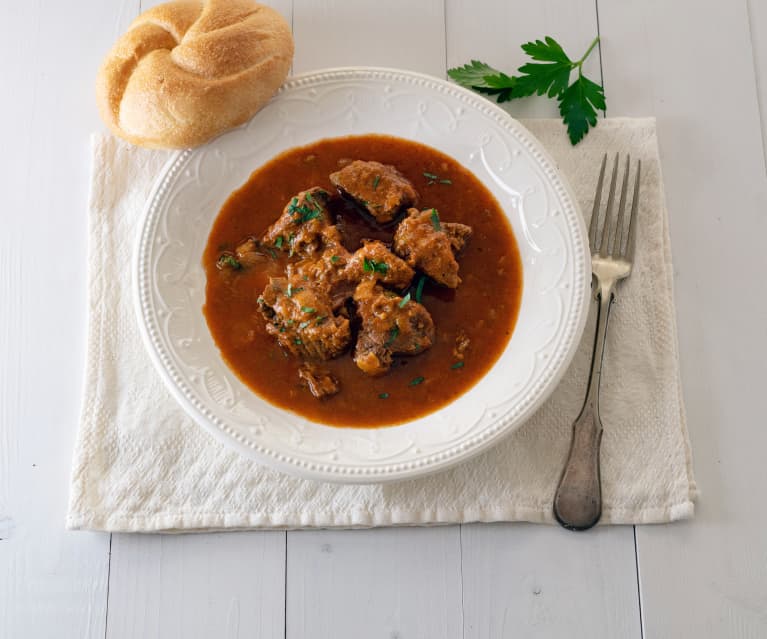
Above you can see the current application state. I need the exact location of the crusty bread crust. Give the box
[96,0,293,149]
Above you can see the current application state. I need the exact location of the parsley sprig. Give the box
[448,36,605,144]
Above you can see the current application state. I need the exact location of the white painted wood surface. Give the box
[1,0,766,638]
[598,1,767,637]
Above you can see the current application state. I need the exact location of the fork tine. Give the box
[598,153,620,255]
[626,160,642,261]
[611,155,631,256]
[589,154,607,248]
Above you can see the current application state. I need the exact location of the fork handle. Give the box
[553,281,614,530]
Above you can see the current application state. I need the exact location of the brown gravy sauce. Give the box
[203,134,523,427]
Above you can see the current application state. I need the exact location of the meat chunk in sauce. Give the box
[352,279,435,376]
[344,240,415,290]
[329,160,419,224]
[287,246,353,310]
[259,276,351,360]
[392,208,472,288]
[262,188,336,257]
[298,362,340,399]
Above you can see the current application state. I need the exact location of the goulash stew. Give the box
[203,135,523,427]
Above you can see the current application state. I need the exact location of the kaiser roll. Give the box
[96,0,294,149]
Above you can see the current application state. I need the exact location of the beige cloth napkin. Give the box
[67,117,696,532]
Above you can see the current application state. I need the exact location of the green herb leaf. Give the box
[267,248,277,259]
[301,306,316,314]
[294,338,303,345]
[373,175,381,190]
[378,392,389,399]
[430,209,441,231]
[385,325,400,347]
[286,283,293,297]
[409,376,425,386]
[331,255,340,263]
[415,275,426,303]
[274,236,284,249]
[447,36,604,145]
[423,171,439,180]
[440,179,452,185]
[299,320,311,329]
[451,361,465,369]
[363,258,389,274]
[315,315,328,325]
[217,253,242,270]
[559,73,605,144]
[398,292,411,308]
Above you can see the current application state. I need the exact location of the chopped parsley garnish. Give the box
[423,171,452,186]
[315,315,328,325]
[301,306,316,314]
[363,258,389,274]
[331,255,340,263]
[287,284,304,298]
[409,376,425,386]
[267,248,277,259]
[398,292,411,308]
[415,275,426,303]
[299,320,311,329]
[257,296,265,306]
[294,338,303,345]
[373,175,381,190]
[288,195,323,223]
[384,325,400,347]
[451,361,465,369]
[217,253,242,270]
[378,392,389,399]
[274,236,284,249]
[430,209,442,231]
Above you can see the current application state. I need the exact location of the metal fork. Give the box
[553,153,642,531]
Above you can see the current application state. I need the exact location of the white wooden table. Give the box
[2,1,766,636]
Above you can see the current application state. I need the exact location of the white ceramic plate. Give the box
[134,67,591,483]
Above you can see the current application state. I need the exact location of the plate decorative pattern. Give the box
[134,67,591,483]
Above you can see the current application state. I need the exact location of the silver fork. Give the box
[553,153,642,531]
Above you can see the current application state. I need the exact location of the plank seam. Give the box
[103,533,113,639]
[745,0,767,176]
[459,525,465,639]
[595,0,606,116]
[633,526,645,639]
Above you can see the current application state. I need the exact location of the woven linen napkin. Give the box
[67,117,696,532]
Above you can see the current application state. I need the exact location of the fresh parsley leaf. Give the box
[373,175,381,190]
[363,258,389,274]
[398,292,411,308]
[274,235,284,249]
[447,36,604,144]
[331,255,340,263]
[216,253,242,270]
[559,74,606,144]
[430,209,441,231]
[301,306,316,314]
[451,361,465,369]
[408,376,425,387]
[299,320,311,329]
[378,392,389,399]
[385,325,400,347]
[447,61,514,100]
[415,275,426,303]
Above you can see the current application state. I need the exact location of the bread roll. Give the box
[96,0,294,149]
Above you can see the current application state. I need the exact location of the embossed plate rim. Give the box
[134,66,591,483]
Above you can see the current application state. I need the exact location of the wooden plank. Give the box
[597,0,767,636]
[101,4,292,638]
[292,0,445,76]
[747,0,767,171]
[0,1,139,637]
[286,527,462,639]
[106,532,286,639]
[446,1,640,636]
[285,6,463,639]
[461,524,640,638]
